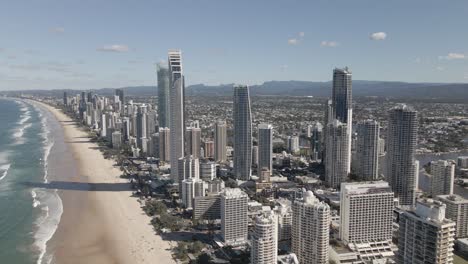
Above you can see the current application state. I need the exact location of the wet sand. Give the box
[38,102,175,264]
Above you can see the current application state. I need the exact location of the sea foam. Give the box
[30,103,63,264]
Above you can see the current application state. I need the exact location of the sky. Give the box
[0,0,467,90]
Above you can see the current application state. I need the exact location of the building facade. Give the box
[385,104,418,206]
[221,188,248,246]
[356,120,380,180]
[325,120,350,189]
[215,121,227,162]
[397,199,455,264]
[168,50,185,182]
[340,181,394,244]
[437,194,468,238]
[233,85,252,180]
[292,191,330,264]
[157,62,170,128]
[258,123,273,174]
[251,212,278,264]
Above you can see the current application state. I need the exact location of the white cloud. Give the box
[439,53,465,60]
[370,32,387,41]
[97,45,129,52]
[288,38,298,45]
[321,41,339,47]
[280,64,288,71]
[464,73,468,79]
[50,27,65,34]
[299,32,305,37]
[436,66,445,71]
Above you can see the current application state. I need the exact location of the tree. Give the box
[188,241,204,254]
[196,253,213,264]
[174,242,188,260]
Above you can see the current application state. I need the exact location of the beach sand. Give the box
[38,102,175,264]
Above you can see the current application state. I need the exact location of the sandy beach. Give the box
[37,102,175,264]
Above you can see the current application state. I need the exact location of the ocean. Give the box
[0,98,62,264]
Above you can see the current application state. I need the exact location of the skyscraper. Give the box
[356,120,380,180]
[258,123,273,174]
[310,122,323,160]
[397,199,455,264]
[287,136,299,154]
[221,188,248,246]
[115,89,124,104]
[386,104,418,206]
[168,50,185,182]
[233,85,252,180]
[177,155,199,192]
[340,181,394,245]
[136,105,147,149]
[215,121,227,162]
[325,120,350,189]
[186,121,201,159]
[430,160,455,197]
[332,67,352,172]
[157,62,170,128]
[158,127,170,162]
[292,190,330,264]
[251,212,278,264]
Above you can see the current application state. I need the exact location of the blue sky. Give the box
[0,0,467,90]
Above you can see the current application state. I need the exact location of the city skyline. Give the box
[1,0,468,91]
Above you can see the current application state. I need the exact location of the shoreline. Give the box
[34,101,175,264]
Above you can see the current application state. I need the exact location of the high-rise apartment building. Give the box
[386,104,418,206]
[233,85,252,180]
[356,120,380,180]
[430,160,455,197]
[181,177,206,209]
[340,181,394,244]
[437,194,468,238]
[397,199,456,264]
[203,141,214,158]
[332,67,352,173]
[251,212,278,264]
[177,156,199,191]
[157,62,170,128]
[186,121,201,159]
[215,121,227,162]
[158,127,170,162]
[287,136,299,154]
[168,50,185,182]
[221,188,248,246]
[275,199,292,242]
[136,105,148,149]
[258,123,273,174]
[292,191,330,264]
[310,122,323,160]
[325,120,350,189]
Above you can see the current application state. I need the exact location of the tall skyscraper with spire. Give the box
[332,67,352,173]
[157,62,170,128]
[386,104,418,206]
[233,85,252,180]
[168,50,185,182]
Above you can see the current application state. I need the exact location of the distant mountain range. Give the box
[4,80,468,101]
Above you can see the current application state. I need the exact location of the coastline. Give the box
[34,101,175,264]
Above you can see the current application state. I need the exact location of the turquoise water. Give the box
[0,98,62,264]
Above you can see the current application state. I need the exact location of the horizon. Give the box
[1,0,467,90]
